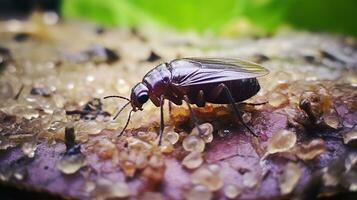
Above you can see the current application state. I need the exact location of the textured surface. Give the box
[0,14,357,199]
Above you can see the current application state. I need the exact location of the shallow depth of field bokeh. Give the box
[62,0,357,36]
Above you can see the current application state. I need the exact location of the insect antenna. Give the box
[118,109,133,137]
[113,101,131,120]
[104,95,130,102]
[103,95,131,119]
[103,95,133,137]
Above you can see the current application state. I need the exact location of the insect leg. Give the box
[170,96,183,105]
[158,95,165,146]
[168,84,183,105]
[208,84,225,101]
[196,90,206,107]
[238,101,268,106]
[219,83,258,137]
[150,93,161,107]
[183,95,204,135]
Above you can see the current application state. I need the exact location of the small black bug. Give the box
[105,58,269,145]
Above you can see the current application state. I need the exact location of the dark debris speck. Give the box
[303,55,317,64]
[320,46,357,68]
[13,33,30,42]
[66,98,110,120]
[0,46,11,56]
[95,26,105,35]
[146,51,161,62]
[0,46,12,70]
[64,127,76,150]
[86,46,120,64]
[30,87,51,97]
[253,53,270,63]
[64,126,81,155]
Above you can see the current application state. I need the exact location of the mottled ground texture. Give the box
[0,14,357,200]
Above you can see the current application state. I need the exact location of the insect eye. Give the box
[138,94,149,104]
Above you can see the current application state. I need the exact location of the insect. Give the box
[105,58,269,145]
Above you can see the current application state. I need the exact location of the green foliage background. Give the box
[62,0,357,36]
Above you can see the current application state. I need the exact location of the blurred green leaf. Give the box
[287,0,357,36]
[62,0,154,26]
[61,0,357,36]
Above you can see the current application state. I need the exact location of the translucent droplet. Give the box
[21,141,37,158]
[324,115,339,129]
[323,170,339,187]
[191,164,223,191]
[85,181,96,193]
[323,108,340,129]
[57,154,86,174]
[218,129,230,137]
[183,135,205,152]
[345,153,357,172]
[51,109,67,122]
[91,178,130,199]
[0,82,14,100]
[142,166,165,182]
[121,160,136,177]
[48,121,66,136]
[275,71,291,84]
[182,151,203,169]
[86,75,95,82]
[184,185,212,200]
[224,184,241,199]
[269,92,288,107]
[343,130,357,147]
[0,136,16,150]
[115,79,130,94]
[95,138,116,159]
[190,123,214,143]
[13,106,40,120]
[345,69,357,86]
[242,112,252,124]
[75,121,103,135]
[343,120,354,128]
[159,140,174,153]
[76,132,89,143]
[242,171,258,189]
[132,150,149,169]
[349,183,357,192]
[294,139,326,160]
[207,164,220,174]
[149,153,165,168]
[164,131,180,145]
[0,166,12,181]
[137,131,157,142]
[127,137,152,150]
[267,130,296,154]
[279,162,301,195]
[105,121,121,130]
[53,94,66,108]
[43,11,59,25]
[13,170,25,180]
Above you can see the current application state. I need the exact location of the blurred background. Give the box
[0,0,356,37]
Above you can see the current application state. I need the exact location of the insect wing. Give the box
[170,58,269,86]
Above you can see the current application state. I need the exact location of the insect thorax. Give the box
[142,63,171,96]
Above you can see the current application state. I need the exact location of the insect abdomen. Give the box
[211,78,260,103]
[178,78,260,105]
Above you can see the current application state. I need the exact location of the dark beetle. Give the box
[105,58,269,145]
